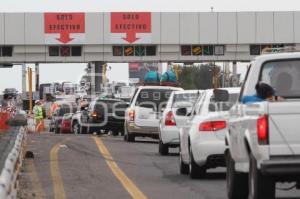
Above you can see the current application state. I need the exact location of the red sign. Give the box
[111,12,151,43]
[44,13,85,44]
[129,63,140,71]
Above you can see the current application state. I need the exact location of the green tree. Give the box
[178,64,221,90]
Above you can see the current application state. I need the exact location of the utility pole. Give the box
[28,67,33,114]
[22,64,27,100]
[35,63,39,92]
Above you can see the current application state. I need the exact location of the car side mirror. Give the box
[214,89,229,102]
[176,107,187,116]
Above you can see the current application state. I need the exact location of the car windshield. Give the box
[135,89,173,110]
[209,93,239,112]
[261,59,300,98]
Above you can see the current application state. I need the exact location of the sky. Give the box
[0,0,300,12]
[0,0,299,93]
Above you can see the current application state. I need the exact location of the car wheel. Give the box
[124,124,135,142]
[73,122,80,134]
[226,151,249,199]
[80,126,88,134]
[249,153,275,199]
[179,146,189,175]
[54,127,60,134]
[112,131,119,136]
[189,145,206,179]
[158,140,169,155]
[127,133,135,142]
[120,128,125,136]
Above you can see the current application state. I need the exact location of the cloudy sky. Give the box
[0,0,299,92]
[0,0,299,12]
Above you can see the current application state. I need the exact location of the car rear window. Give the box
[260,59,300,98]
[94,100,127,113]
[209,93,239,112]
[173,93,200,104]
[135,89,174,110]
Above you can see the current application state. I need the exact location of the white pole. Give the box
[22,64,27,99]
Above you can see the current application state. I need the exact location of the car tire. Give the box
[226,151,249,199]
[72,122,80,134]
[112,131,119,136]
[120,128,125,136]
[189,145,206,179]
[80,125,87,134]
[124,124,135,142]
[179,146,189,175]
[249,153,275,199]
[54,127,60,134]
[159,140,169,155]
[127,133,135,142]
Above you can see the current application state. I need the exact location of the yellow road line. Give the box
[50,139,69,199]
[27,159,47,199]
[93,137,148,199]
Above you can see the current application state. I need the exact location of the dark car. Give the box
[49,103,77,134]
[76,98,129,135]
[3,88,18,99]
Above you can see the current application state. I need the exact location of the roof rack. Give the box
[261,46,298,54]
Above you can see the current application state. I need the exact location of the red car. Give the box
[60,113,73,133]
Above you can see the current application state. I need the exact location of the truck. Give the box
[225,51,300,199]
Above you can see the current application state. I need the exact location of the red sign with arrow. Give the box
[111,12,151,43]
[44,13,85,44]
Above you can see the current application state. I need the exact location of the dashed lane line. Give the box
[50,139,70,199]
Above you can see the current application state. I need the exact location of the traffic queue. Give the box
[26,50,300,199]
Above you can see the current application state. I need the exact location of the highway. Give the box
[18,132,300,199]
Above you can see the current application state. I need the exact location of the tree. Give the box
[178,64,221,90]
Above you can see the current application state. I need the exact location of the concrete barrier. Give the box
[0,127,26,199]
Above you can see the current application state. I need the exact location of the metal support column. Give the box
[90,62,96,96]
[232,61,239,87]
[22,64,27,100]
[94,61,104,94]
[35,63,39,92]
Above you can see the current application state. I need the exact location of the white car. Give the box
[179,87,240,178]
[158,90,202,155]
[124,86,183,142]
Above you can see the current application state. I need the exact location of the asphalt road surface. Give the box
[18,132,300,199]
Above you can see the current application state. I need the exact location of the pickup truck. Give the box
[225,52,300,199]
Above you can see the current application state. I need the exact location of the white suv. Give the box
[124,86,182,142]
[158,90,202,155]
[226,52,300,199]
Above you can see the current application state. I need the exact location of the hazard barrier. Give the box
[0,127,26,199]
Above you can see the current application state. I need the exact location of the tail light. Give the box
[165,111,176,126]
[91,112,97,118]
[128,109,135,121]
[257,115,269,145]
[62,120,71,127]
[199,121,227,132]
